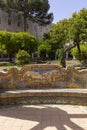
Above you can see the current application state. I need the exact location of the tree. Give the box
[49,19,69,67]
[71,43,87,64]
[14,32,38,54]
[39,32,53,59]
[38,41,51,59]
[0,31,22,61]
[0,30,16,61]
[0,31,38,61]
[0,0,53,31]
[0,0,4,9]
[48,8,87,67]
[68,8,87,63]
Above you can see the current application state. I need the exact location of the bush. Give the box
[56,48,66,68]
[15,50,30,65]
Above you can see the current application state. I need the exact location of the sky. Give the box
[49,0,87,23]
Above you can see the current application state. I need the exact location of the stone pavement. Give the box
[0,105,87,130]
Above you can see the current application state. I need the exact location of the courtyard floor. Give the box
[0,104,87,130]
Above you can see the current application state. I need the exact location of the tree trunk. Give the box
[76,43,82,57]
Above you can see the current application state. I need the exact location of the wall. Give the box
[0,10,53,39]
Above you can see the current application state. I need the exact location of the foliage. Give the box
[38,19,70,62]
[15,50,30,65]
[56,48,66,68]
[0,0,4,9]
[13,32,38,54]
[0,0,53,31]
[0,31,37,61]
[38,41,51,58]
[50,19,69,46]
[49,19,69,65]
[43,8,87,66]
[0,30,15,56]
[41,32,55,59]
[68,8,87,60]
[71,44,87,62]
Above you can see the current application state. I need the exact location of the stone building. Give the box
[0,9,53,39]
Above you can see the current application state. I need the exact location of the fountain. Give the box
[0,64,87,90]
[0,65,87,106]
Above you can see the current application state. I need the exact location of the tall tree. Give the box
[48,8,87,67]
[0,30,38,61]
[49,19,69,67]
[68,8,87,62]
[0,0,53,31]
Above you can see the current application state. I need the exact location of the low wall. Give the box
[0,89,87,106]
[0,65,87,89]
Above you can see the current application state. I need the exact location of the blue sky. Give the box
[49,0,87,23]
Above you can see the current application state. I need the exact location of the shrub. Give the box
[15,50,30,65]
[56,48,66,68]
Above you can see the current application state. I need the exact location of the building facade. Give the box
[0,10,53,39]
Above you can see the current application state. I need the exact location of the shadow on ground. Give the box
[0,105,87,130]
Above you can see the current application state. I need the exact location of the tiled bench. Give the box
[0,89,87,106]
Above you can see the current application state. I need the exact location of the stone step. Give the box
[0,89,87,106]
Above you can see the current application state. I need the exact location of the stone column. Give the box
[66,51,69,60]
[31,53,34,58]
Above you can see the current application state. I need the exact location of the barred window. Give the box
[8,19,11,25]
[17,21,20,27]
[0,17,1,24]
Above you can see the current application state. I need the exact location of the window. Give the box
[40,27,42,32]
[27,24,28,29]
[0,17,1,24]
[8,19,11,25]
[17,21,20,27]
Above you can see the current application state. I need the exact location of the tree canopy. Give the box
[41,8,87,67]
[71,43,87,63]
[68,8,87,57]
[0,30,37,60]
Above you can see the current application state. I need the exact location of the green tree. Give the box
[0,31,38,61]
[0,0,4,9]
[68,8,87,63]
[49,19,69,67]
[0,0,53,31]
[38,41,51,59]
[71,43,87,64]
[14,32,38,54]
[0,31,16,61]
[45,8,87,66]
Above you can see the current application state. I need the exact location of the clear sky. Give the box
[49,0,87,23]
